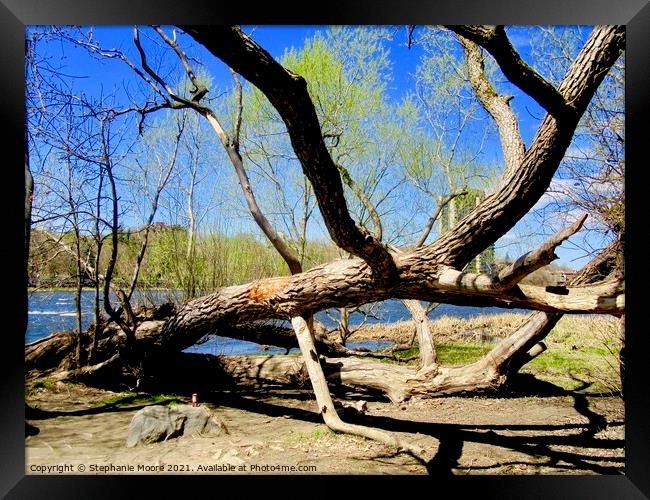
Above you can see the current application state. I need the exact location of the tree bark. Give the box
[402,299,437,373]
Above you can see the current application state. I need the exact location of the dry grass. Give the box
[526,314,623,393]
[349,312,531,344]
[349,312,623,394]
[350,313,620,347]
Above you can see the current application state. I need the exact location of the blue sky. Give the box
[27,25,614,270]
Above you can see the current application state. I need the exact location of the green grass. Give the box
[30,377,57,391]
[381,342,494,366]
[284,425,372,447]
[522,347,620,393]
[285,425,334,444]
[437,343,494,365]
[96,392,184,409]
[26,377,62,396]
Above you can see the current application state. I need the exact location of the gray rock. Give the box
[178,405,224,436]
[126,404,225,447]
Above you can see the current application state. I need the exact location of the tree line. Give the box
[28,226,339,297]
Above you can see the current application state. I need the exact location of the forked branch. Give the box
[179,26,398,282]
[447,25,568,117]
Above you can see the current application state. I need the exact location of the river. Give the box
[27,290,527,355]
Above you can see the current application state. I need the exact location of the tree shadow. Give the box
[26,374,622,475]
[25,393,184,420]
[200,388,624,476]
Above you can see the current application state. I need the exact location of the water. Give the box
[26,290,527,355]
[26,290,183,344]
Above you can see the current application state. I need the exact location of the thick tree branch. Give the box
[179,25,398,282]
[557,26,626,114]
[446,25,569,117]
[421,25,624,270]
[459,35,525,178]
[152,248,623,354]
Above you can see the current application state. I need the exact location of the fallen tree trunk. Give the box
[26,238,622,395]
[135,312,558,404]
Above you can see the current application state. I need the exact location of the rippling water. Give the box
[27,290,526,355]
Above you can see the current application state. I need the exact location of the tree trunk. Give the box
[402,299,437,373]
[619,314,625,399]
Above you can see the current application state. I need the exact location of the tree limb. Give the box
[150,27,303,275]
[421,25,624,271]
[447,25,569,118]
[495,214,587,289]
[458,35,525,178]
[290,316,427,461]
[179,26,398,282]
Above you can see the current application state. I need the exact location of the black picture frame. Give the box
[3,0,647,497]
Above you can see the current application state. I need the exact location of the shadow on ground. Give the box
[196,376,624,476]
[26,373,624,475]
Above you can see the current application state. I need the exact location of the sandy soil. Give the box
[25,382,624,476]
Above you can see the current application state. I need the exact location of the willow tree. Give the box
[26,25,625,459]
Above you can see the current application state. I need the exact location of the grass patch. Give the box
[436,343,494,365]
[368,313,622,394]
[96,392,184,409]
[26,377,63,395]
[380,342,494,366]
[285,425,372,447]
[285,426,334,445]
[30,377,57,391]
[522,347,620,394]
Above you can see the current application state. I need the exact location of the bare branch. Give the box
[133,27,176,99]
[406,26,417,49]
[127,111,187,300]
[335,162,383,241]
[458,35,525,178]
[146,27,302,274]
[41,229,105,286]
[495,214,587,289]
[414,189,467,248]
[153,26,209,104]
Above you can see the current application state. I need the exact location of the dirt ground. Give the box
[25,381,624,476]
